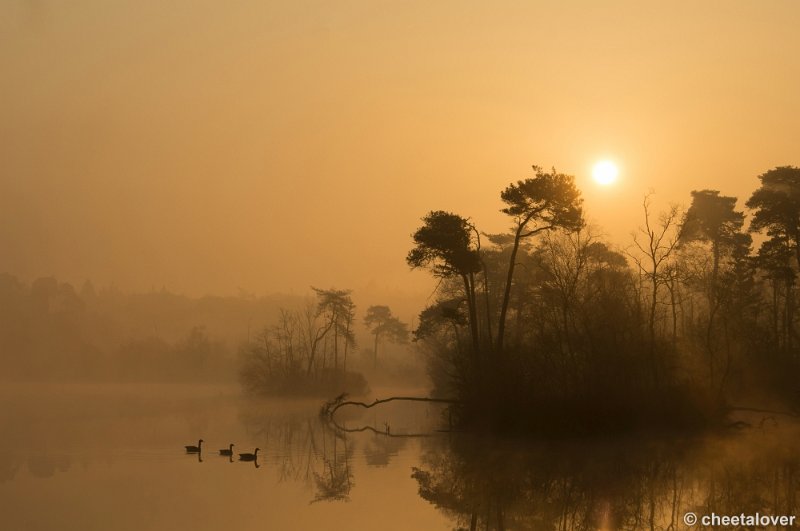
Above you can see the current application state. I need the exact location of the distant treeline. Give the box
[0,274,302,382]
[410,165,800,433]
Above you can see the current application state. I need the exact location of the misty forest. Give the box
[405,165,800,434]
[8,166,800,427]
[7,165,800,529]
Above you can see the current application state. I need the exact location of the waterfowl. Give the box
[185,439,203,453]
[239,448,260,461]
[219,443,234,456]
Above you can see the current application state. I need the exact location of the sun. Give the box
[592,160,619,186]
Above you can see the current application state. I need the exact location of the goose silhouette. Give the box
[239,448,260,461]
[219,443,234,456]
[185,439,203,453]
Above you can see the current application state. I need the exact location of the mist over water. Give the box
[0,383,797,530]
[0,384,449,530]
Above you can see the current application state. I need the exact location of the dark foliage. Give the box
[411,165,800,435]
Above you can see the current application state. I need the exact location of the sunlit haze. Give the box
[2,1,799,298]
[592,160,619,186]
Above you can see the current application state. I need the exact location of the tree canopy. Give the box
[406,211,481,279]
[682,189,745,248]
[364,305,408,369]
[496,166,584,352]
[500,166,584,236]
[747,166,800,263]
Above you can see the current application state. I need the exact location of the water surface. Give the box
[2,384,799,530]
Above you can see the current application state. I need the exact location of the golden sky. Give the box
[1,0,799,297]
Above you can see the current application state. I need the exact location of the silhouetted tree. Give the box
[747,166,800,354]
[747,166,800,267]
[415,299,468,345]
[364,305,408,369]
[403,163,800,433]
[407,211,482,353]
[679,190,750,391]
[682,189,746,297]
[312,287,356,372]
[239,295,368,396]
[415,298,471,397]
[496,166,583,352]
[629,194,682,387]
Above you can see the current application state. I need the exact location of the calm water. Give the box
[2,383,800,530]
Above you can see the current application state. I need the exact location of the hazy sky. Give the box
[2,0,799,298]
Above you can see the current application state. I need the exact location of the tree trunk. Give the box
[343,318,351,373]
[648,273,659,387]
[787,276,795,355]
[773,278,780,349]
[667,275,678,353]
[711,236,720,305]
[497,223,525,352]
[306,318,334,376]
[373,330,380,370]
[462,274,480,355]
[480,256,493,352]
[333,316,339,371]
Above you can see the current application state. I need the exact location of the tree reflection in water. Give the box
[238,402,356,503]
[239,400,800,528]
[411,426,800,530]
[364,435,407,468]
[311,429,353,503]
[238,397,437,503]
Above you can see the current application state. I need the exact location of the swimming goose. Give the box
[219,443,234,456]
[185,439,203,453]
[239,448,260,461]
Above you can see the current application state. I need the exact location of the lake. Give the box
[2,383,799,530]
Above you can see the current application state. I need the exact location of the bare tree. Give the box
[628,193,683,386]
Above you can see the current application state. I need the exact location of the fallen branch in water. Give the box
[333,424,439,438]
[323,395,461,418]
[320,394,461,437]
